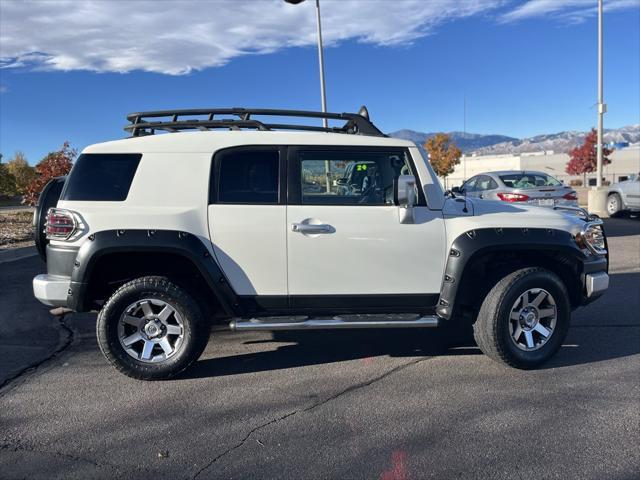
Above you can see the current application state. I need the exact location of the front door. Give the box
[286,147,446,311]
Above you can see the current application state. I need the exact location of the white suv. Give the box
[32,107,609,380]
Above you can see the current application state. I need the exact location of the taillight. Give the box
[563,192,578,201]
[45,208,77,240]
[497,192,530,202]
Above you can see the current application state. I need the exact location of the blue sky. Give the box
[1,0,639,164]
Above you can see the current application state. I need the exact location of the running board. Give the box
[229,315,440,332]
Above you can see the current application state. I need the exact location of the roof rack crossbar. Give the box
[124,107,385,137]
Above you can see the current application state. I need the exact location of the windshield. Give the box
[499,173,562,189]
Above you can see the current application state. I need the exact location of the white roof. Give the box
[83,131,414,154]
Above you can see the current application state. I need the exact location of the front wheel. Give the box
[97,276,209,380]
[473,267,570,369]
[606,193,622,217]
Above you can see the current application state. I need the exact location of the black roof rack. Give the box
[124,106,385,138]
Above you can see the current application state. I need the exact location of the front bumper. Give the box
[33,274,70,307]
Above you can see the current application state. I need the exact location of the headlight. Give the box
[576,221,607,255]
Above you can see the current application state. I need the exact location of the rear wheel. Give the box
[97,276,209,380]
[473,267,570,369]
[606,193,622,217]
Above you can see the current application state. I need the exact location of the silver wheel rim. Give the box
[508,288,557,351]
[118,299,185,363]
[607,196,618,215]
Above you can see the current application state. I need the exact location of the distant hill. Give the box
[389,129,518,152]
[388,125,640,155]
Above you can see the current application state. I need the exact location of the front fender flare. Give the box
[436,227,588,319]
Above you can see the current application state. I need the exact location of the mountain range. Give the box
[389,124,640,155]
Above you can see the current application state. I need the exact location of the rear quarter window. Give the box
[61,153,142,201]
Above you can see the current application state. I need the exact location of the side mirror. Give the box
[336,178,348,186]
[395,175,417,224]
[451,186,462,194]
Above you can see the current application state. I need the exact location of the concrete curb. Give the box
[0,246,38,264]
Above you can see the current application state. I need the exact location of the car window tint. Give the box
[299,151,411,205]
[61,154,141,201]
[215,150,279,204]
[500,173,561,188]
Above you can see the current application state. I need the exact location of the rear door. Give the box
[286,146,446,311]
[207,146,288,302]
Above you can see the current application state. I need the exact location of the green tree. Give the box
[6,151,36,195]
[0,163,18,197]
[423,133,462,179]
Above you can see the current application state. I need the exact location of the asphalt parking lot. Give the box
[1,217,638,480]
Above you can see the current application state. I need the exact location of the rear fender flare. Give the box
[67,229,239,315]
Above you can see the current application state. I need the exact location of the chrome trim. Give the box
[33,274,70,307]
[44,208,86,241]
[230,315,439,331]
[553,205,596,221]
[585,272,609,298]
[578,218,607,255]
[291,223,334,234]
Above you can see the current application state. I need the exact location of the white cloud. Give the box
[501,0,640,23]
[0,0,504,75]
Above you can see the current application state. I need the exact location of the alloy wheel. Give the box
[508,288,557,351]
[117,299,185,363]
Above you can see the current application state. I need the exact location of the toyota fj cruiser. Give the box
[32,107,609,380]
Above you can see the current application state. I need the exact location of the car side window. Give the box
[212,148,280,204]
[487,177,499,190]
[463,177,477,193]
[297,150,412,206]
[476,175,495,191]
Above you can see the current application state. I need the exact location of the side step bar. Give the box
[229,315,440,332]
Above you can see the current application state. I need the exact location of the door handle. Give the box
[291,223,334,234]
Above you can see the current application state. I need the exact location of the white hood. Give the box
[443,197,585,246]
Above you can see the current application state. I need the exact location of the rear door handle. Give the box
[291,223,334,234]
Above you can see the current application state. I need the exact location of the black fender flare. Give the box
[436,227,592,319]
[67,229,239,315]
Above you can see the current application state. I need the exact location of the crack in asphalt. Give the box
[191,356,430,479]
[0,314,74,398]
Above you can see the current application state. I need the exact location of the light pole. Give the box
[588,0,609,215]
[285,0,330,192]
[284,0,328,128]
[596,0,606,188]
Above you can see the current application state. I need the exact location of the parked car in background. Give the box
[453,171,579,208]
[606,175,640,216]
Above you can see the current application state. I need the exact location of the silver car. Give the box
[607,174,640,216]
[452,170,579,208]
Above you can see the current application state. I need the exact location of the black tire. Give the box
[97,276,209,380]
[33,176,67,261]
[606,193,622,218]
[473,267,570,369]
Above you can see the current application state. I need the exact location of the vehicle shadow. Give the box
[603,215,640,237]
[180,318,639,379]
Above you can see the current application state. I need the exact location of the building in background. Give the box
[445,144,640,188]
